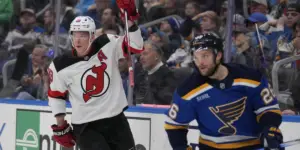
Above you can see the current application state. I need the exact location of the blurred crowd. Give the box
[0,0,300,115]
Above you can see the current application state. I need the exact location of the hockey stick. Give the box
[256,138,300,150]
[124,11,134,87]
[255,23,266,62]
[124,10,135,105]
[255,24,272,81]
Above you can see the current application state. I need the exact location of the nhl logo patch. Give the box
[220,83,225,89]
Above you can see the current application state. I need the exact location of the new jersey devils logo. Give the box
[81,63,110,102]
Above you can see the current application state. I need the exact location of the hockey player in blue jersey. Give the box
[164,33,283,150]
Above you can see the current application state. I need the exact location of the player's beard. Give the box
[199,61,220,77]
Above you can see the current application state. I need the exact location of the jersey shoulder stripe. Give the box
[177,64,263,98]
[182,83,213,100]
[53,34,111,72]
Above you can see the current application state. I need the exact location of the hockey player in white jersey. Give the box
[47,0,143,149]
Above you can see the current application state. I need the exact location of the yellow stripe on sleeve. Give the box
[199,138,260,149]
[164,123,188,130]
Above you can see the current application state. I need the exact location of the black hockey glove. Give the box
[260,126,284,150]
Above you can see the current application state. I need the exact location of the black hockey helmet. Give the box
[190,33,223,55]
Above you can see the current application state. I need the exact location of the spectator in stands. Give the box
[164,0,184,17]
[22,0,49,13]
[143,0,166,22]
[277,20,300,66]
[246,12,272,65]
[231,22,258,68]
[219,1,228,39]
[246,12,268,32]
[16,63,49,100]
[119,58,129,96]
[205,0,226,13]
[197,11,221,35]
[0,43,51,100]
[285,4,300,28]
[180,11,220,41]
[250,0,275,21]
[75,0,95,15]
[15,44,50,100]
[149,31,170,60]
[184,1,202,18]
[166,40,192,68]
[134,41,177,105]
[1,8,43,56]
[59,0,77,31]
[265,4,300,60]
[0,0,13,43]
[179,1,204,41]
[274,21,300,91]
[38,8,70,56]
[231,13,272,71]
[77,0,112,28]
[160,18,182,53]
[94,0,111,14]
[95,7,124,36]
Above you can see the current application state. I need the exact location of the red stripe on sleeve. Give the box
[48,89,68,100]
[122,37,143,57]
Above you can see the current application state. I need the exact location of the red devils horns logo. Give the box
[81,63,110,102]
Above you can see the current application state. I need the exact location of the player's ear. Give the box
[216,52,222,63]
[91,33,95,40]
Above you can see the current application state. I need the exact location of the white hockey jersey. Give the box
[47,25,143,124]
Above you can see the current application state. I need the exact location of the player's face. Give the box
[72,31,93,56]
[193,49,219,76]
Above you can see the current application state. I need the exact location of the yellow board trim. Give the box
[164,124,188,130]
[256,109,282,123]
[182,83,209,100]
[234,78,260,86]
[199,138,260,149]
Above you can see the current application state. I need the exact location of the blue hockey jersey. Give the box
[165,64,282,149]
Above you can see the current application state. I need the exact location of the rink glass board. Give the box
[13,109,151,150]
[0,99,299,150]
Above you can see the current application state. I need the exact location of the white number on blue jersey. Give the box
[260,84,274,105]
[169,104,179,119]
